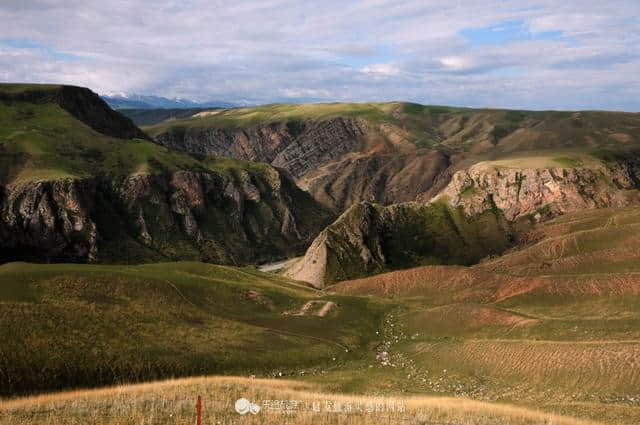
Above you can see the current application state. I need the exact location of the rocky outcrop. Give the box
[435,159,640,221]
[0,167,333,264]
[271,118,369,178]
[0,179,98,262]
[148,102,640,214]
[0,83,333,265]
[155,122,293,164]
[154,117,369,179]
[286,201,513,288]
[152,117,464,212]
[285,203,384,287]
[289,157,640,287]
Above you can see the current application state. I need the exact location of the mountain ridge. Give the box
[146,102,640,213]
[0,83,333,265]
[0,84,148,140]
[101,93,239,109]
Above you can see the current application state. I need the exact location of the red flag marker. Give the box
[196,395,202,425]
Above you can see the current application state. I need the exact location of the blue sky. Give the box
[0,0,639,111]
[1,39,82,61]
[460,20,564,46]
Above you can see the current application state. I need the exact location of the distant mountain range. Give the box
[100,93,239,109]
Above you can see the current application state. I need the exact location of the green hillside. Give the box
[2,208,639,424]
[0,84,333,265]
[0,84,281,185]
[0,261,386,396]
[1,84,639,424]
[324,206,640,424]
[146,101,640,153]
[0,84,208,185]
[119,107,217,126]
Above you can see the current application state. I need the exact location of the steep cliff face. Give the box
[152,116,463,212]
[154,117,370,179]
[0,83,333,264]
[0,167,332,264]
[285,203,385,287]
[148,102,640,213]
[435,158,640,221]
[0,179,99,262]
[289,156,640,287]
[270,118,369,178]
[286,201,513,288]
[154,122,293,164]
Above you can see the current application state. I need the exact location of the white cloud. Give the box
[361,63,400,77]
[0,0,638,110]
[439,56,470,71]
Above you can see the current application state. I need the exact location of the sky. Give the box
[1,0,639,110]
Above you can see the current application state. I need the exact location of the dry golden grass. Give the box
[328,265,503,301]
[411,340,640,394]
[0,376,604,425]
[481,207,640,276]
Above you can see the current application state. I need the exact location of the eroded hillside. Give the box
[0,84,332,264]
[323,207,640,425]
[285,201,514,287]
[146,102,640,212]
[288,154,640,287]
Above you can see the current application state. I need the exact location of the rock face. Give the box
[0,179,99,262]
[149,103,640,213]
[0,167,332,264]
[155,122,292,165]
[271,118,370,178]
[154,118,370,179]
[435,159,640,221]
[153,118,465,212]
[290,157,640,287]
[286,201,513,288]
[0,83,334,265]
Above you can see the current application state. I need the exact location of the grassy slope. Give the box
[145,101,640,155]
[0,84,281,186]
[118,107,217,126]
[480,206,640,275]
[0,99,199,185]
[1,209,639,423]
[325,206,640,425]
[0,262,386,396]
[145,102,399,133]
[2,86,639,423]
[0,377,602,425]
[0,83,63,94]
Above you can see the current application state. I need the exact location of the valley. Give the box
[322,207,640,424]
[1,208,639,424]
[1,83,639,424]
